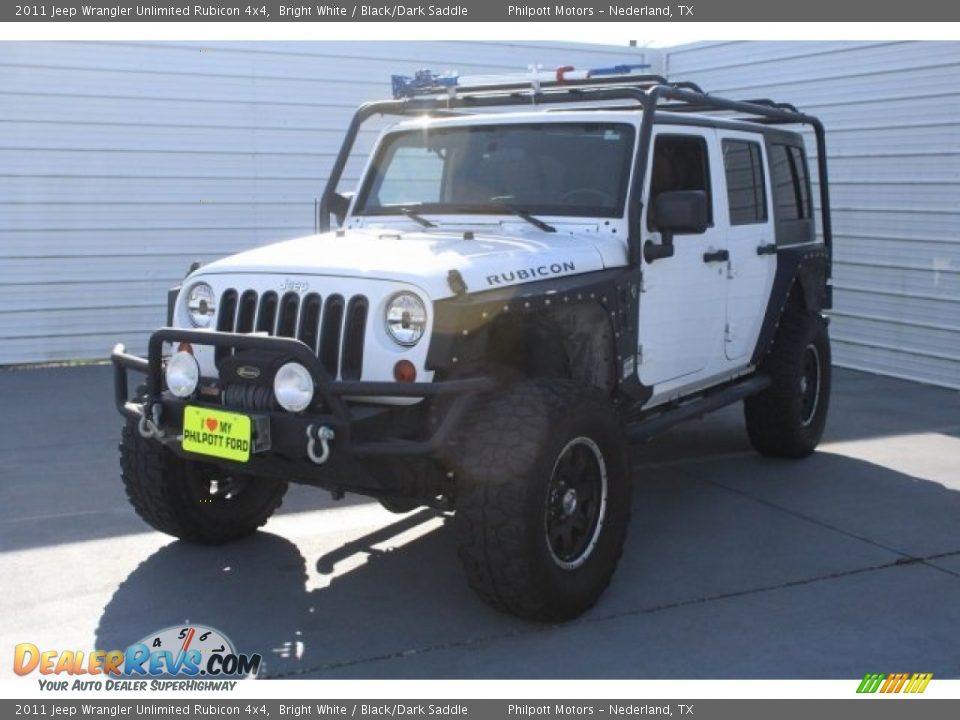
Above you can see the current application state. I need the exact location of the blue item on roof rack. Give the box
[392,70,459,99]
[586,63,651,77]
[391,62,655,99]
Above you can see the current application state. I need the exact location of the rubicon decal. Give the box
[13,624,262,690]
[856,672,932,694]
[486,261,576,286]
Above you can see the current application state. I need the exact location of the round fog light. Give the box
[274,363,314,412]
[165,350,200,398]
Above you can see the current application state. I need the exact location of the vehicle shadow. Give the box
[94,514,519,680]
[94,449,960,679]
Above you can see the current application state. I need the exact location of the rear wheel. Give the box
[454,379,631,621]
[119,422,287,545]
[745,305,831,458]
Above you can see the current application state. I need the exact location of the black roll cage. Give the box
[318,74,832,275]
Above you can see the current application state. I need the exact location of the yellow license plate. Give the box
[182,406,252,462]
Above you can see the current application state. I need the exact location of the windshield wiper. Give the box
[398,206,436,228]
[510,209,556,233]
[447,203,557,233]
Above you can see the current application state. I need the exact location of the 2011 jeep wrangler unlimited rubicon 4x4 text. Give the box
[112,67,833,621]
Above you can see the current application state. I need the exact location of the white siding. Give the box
[664,41,960,389]
[0,40,652,364]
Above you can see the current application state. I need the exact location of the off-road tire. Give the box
[454,379,631,621]
[119,422,287,545]
[744,305,831,458]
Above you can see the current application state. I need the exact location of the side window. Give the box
[770,144,811,221]
[722,139,767,225]
[372,145,444,207]
[789,146,811,219]
[647,134,712,230]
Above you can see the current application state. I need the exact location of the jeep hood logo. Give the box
[486,261,576,286]
[236,366,261,380]
[280,279,310,293]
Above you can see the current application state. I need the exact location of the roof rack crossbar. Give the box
[741,98,802,113]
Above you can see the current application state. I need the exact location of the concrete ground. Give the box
[1,365,959,679]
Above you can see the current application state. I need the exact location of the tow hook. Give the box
[306,425,335,465]
[138,402,165,440]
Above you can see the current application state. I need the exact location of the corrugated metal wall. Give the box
[5,40,958,391]
[0,40,652,364]
[665,41,960,389]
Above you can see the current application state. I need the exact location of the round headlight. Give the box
[385,292,427,347]
[165,350,199,398]
[274,362,314,413]
[186,282,216,328]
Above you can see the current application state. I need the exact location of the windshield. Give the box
[354,122,636,219]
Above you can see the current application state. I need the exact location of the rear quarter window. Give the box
[770,143,811,221]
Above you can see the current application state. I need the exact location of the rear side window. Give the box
[722,139,767,225]
[771,144,811,220]
[648,134,712,230]
[789,146,811,217]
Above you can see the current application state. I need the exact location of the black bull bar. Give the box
[111,328,493,473]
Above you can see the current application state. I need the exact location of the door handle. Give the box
[702,249,729,263]
[756,243,778,256]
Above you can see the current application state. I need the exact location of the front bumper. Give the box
[112,328,492,489]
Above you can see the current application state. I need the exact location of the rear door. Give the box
[718,133,777,362]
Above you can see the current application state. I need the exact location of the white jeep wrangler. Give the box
[112,68,833,620]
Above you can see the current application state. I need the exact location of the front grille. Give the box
[215,288,369,379]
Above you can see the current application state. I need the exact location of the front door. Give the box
[637,129,728,391]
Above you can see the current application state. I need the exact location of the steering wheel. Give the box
[560,187,614,205]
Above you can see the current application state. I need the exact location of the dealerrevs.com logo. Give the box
[14,625,262,691]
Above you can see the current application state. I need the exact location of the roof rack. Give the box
[390,64,707,99]
[320,65,832,272]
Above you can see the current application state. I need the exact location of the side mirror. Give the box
[644,190,709,263]
[654,190,709,235]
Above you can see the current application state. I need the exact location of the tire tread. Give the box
[119,422,286,545]
[745,302,830,458]
[454,379,628,620]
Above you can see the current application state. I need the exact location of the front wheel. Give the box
[119,422,287,545]
[454,379,631,621]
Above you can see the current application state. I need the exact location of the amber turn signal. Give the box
[393,360,417,383]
